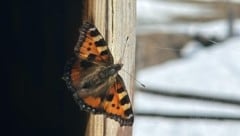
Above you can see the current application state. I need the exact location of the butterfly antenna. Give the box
[118,36,129,64]
[121,69,146,88]
[208,39,218,45]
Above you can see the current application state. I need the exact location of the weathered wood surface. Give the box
[83,0,136,136]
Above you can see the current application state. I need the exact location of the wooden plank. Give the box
[83,0,136,136]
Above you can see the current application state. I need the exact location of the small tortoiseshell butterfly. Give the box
[63,22,134,126]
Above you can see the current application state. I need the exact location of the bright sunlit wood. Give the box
[83,0,136,136]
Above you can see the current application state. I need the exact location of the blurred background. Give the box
[133,0,240,136]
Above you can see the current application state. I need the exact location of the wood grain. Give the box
[84,0,136,136]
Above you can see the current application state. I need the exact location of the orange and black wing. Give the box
[72,91,104,114]
[102,75,134,126]
[63,23,134,126]
[63,22,113,113]
[74,22,113,65]
[63,57,96,93]
[64,22,114,93]
[63,57,105,113]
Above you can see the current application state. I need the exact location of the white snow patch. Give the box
[137,37,240,100]
[133,116,240,136]
[137,0,215,24]
[134,91,240,116]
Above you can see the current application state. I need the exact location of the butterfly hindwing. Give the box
[63,57,97,93]
[103,75,134,126]
[73,92,103,114]
[73,74,134,126]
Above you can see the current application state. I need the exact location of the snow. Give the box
[135,35,240,136]
[135,91,240,117]
[180,40,204,57]
[134,37,240,136]
[133,117,240,136]
[135,1,240,135]
[137,0,215,24]
[192,0,240,3]
[137,37,240,100]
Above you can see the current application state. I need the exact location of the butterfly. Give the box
[63,22,134,126]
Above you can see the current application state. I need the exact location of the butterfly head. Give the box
[105,63,123,77]
[112,63,123,71]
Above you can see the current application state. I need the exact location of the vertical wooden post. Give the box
[83,0,135,136]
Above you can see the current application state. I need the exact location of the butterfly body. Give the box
[63,22,133,126]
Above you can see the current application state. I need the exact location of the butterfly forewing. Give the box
[74,22,113,65]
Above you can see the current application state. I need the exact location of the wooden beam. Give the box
[83,0,136,136]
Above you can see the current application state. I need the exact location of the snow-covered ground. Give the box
[192,0,240,3]
[134,37,240,136]
[135,1,240,135]
[134,116,240,136]
[135,90,240,117]
[137,37,240,100]
[137,0,215,24]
